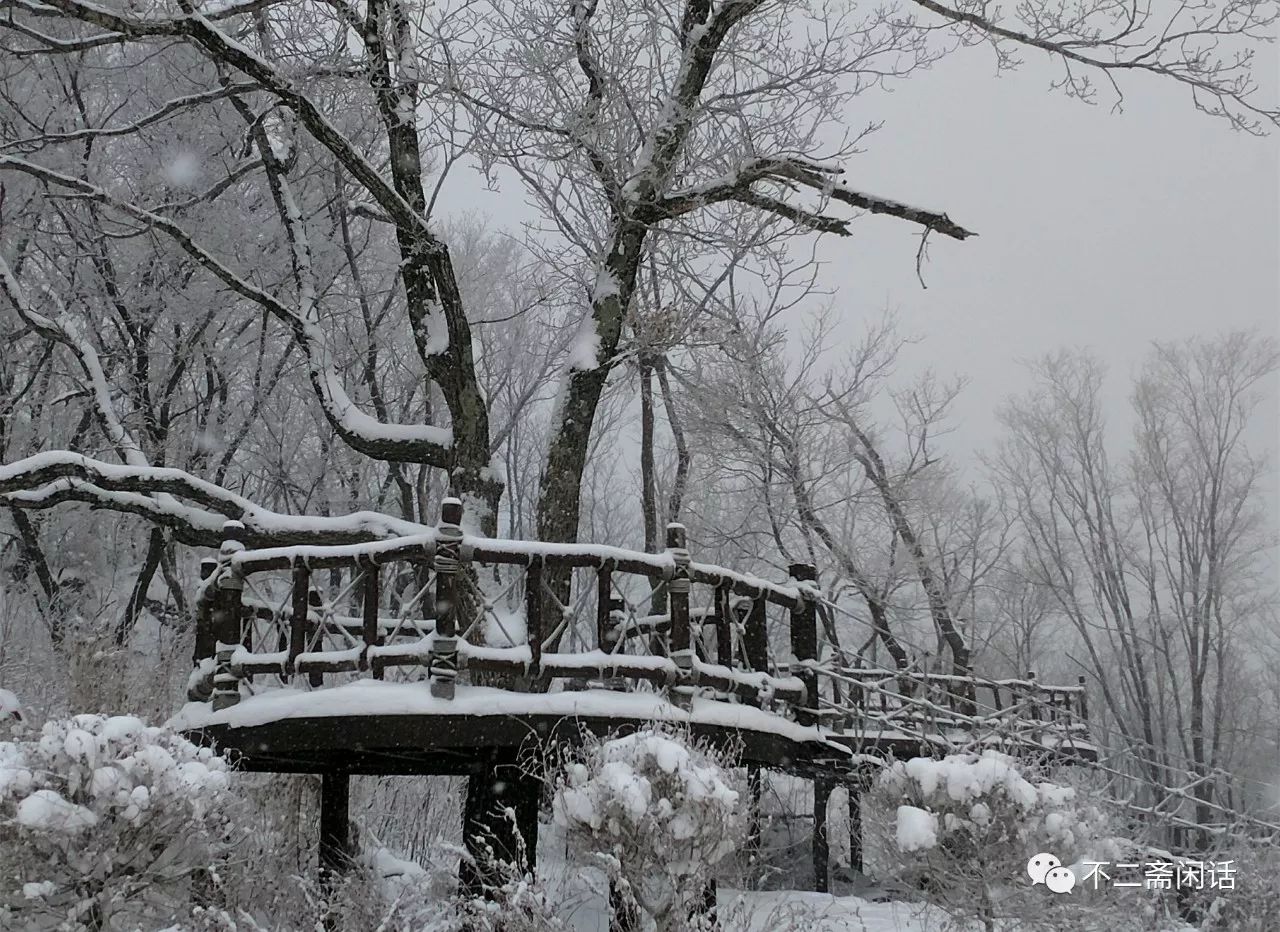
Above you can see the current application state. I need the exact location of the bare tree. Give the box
[992,334,1278,828]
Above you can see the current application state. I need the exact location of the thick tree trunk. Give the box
[535,224,646,641]
[639,360,659,554]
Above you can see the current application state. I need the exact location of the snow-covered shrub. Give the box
[552,726,743,931]
[872,750,1111,929]
[1182,836,1280,932]
[0,714,236,929]
[185,839,561,932]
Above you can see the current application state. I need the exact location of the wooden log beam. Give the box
[229,652,807,705]
[233,539,802,609]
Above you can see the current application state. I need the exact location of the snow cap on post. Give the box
[217,521,246,590]
[439,496,463,529]
[788,562,817,584]
[664,521,687,552]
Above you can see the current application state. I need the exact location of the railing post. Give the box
[193,558,218,667]
[788,563,819,727]
[666,523,694,709]
[595,563,613,653]
[430,498,464,699]
[288,562,310,680]
[1026,670,1041,742]
[741,595,768,678]
[714,582,733,669]
[526,556,544,678]
[813,777,832,893]
[307,589,324,688]
[361,558,381,678]
[596,563,628,690]
[212,521,246,711]
[319,772,352,890]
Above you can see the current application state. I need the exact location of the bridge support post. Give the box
[461,749,540,897]
[847,773,871,875]
[690,879,717,929]
[609,880,640,932]
[813,776,832,893]
[319,772,352,883]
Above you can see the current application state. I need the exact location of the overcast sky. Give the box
[817,46,1279,469]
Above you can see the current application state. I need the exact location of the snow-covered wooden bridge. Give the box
[177,499,1095,895]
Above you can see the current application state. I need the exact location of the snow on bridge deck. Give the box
[173,682,876,776]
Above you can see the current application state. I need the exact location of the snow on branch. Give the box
[0,257,149,469]
[29,0,444,239]
[652,155,975,240]
[0,83,259,151]
[0,452,429,548]
[0,155,454,466]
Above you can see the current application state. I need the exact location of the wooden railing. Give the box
[188,499,1091,752]
[190,499,815,718]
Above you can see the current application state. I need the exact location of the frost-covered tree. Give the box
[0,714,235,930]
[2,0,1274,556]
[993,334,1280,828]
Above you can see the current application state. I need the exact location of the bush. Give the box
[0,714,236,929]
[552,726,742,932]
[872,750,1112,929]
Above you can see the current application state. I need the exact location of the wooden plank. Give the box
[235,540,802,609]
